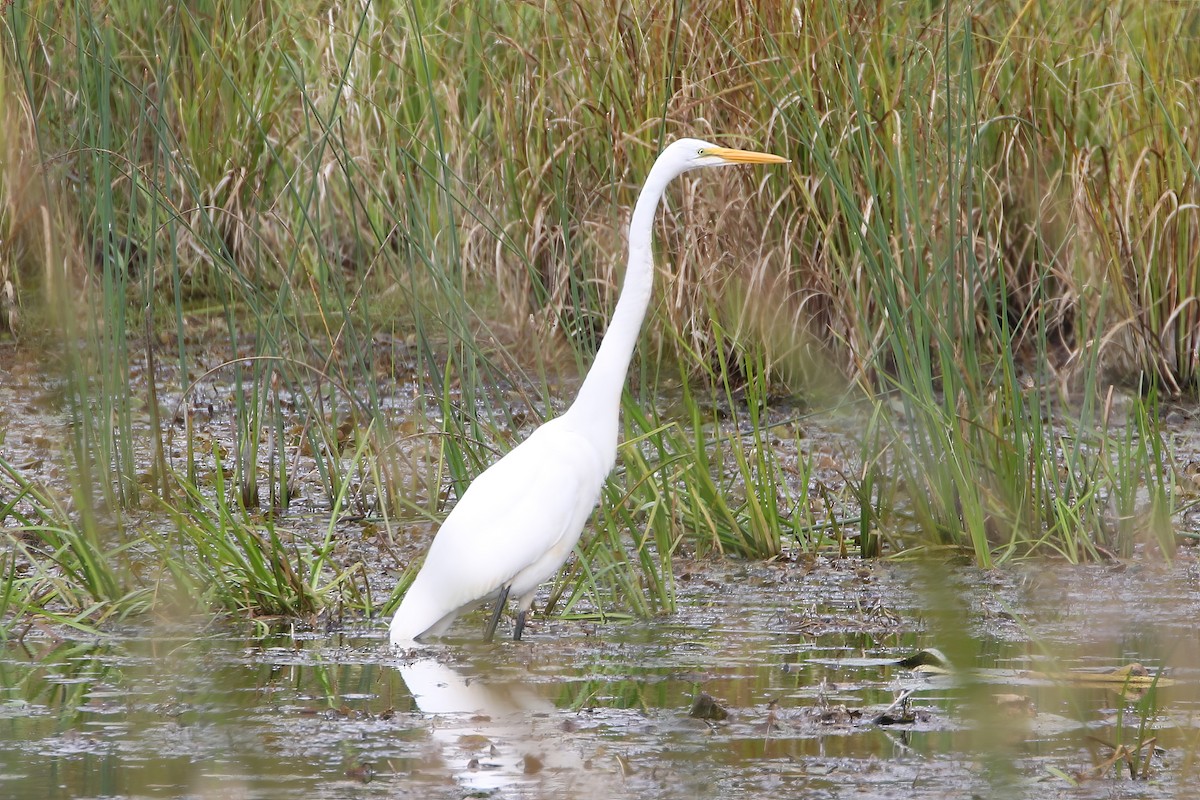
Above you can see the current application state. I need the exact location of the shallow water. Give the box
[4,342,1200,798]
[2,557,1197,800]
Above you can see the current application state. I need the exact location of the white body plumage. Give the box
[390,418,611,642]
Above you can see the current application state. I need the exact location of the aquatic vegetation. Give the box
[0,0,1197,634]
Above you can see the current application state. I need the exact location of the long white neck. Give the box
[563,160,678,456]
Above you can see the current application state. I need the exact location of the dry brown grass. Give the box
[5,0,1195,391]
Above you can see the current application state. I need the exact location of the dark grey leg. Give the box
[513,609,527,641]
[484,585,510,642]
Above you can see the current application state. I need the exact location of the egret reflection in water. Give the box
[396,654,625,796]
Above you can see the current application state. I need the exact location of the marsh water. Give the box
[2,557,1199,800]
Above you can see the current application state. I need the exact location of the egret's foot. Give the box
[484,585,510,642]
[513,610,527,641]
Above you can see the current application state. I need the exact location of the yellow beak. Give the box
[707,146,790,165]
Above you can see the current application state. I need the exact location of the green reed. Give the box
[2,0,1196,635]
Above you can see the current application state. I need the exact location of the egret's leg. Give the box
[484,585,510,642]
[513,609,527,641]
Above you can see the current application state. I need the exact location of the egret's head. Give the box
[666,137,790,173]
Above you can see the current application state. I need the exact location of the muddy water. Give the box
[1,557,1197,799]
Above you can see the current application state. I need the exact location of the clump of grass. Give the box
[0,441,380,634]
[758,1,1190,563]
[1,452,154,633]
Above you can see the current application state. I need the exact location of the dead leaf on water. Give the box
[896,648,953,673]
[993,693,1036,717]
[1021,663,1174,689]
[888,651,1172,689]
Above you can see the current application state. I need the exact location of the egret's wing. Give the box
[416,423,603,611]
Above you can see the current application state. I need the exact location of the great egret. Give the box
[390,138,788,646]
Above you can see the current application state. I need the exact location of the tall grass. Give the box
[1,0,1196,631]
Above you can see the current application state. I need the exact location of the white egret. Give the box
[390,138,789,646]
